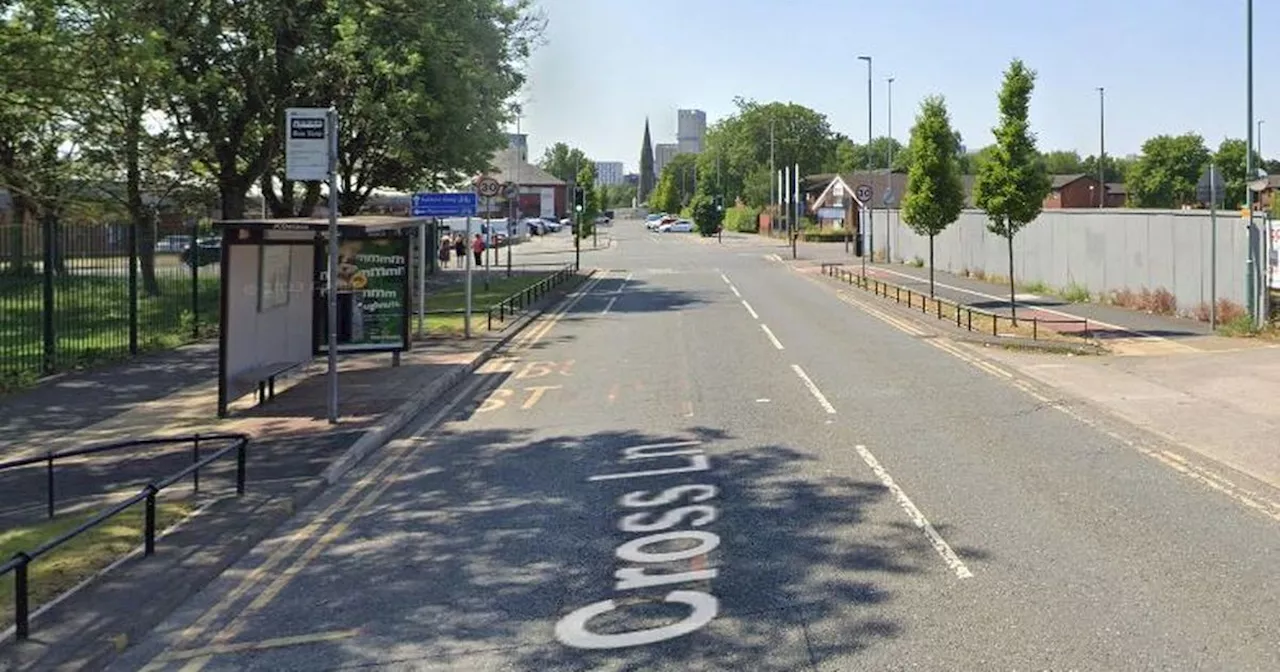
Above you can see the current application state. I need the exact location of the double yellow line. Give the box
[143,269,604,671]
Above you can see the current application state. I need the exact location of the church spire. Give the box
[639,117,656,203]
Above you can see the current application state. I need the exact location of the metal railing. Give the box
[0,220,221,391]
[487,264,578,331]
[0,433,249,640]
[820,262,1092,341]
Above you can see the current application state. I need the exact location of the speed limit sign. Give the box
[476,177,501,198]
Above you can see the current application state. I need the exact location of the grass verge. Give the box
[414,271,564,336]
[0,499,194,628]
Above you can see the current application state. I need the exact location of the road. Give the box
[112,222,1280,671]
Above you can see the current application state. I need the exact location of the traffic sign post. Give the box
[285,107,341,423]
[411,192,477,218]
[476,177,501,198]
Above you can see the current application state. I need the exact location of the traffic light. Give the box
[714,195,724,212]
[573,186,585,212]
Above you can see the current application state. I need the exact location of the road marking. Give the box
[741,300,759,320]
[854,444,973,579]
[602,296,618,314]
[729,285,741,298]
[720,273,732,285]
[760,324,785,350]
[143,279,596,669]
[149,629,359,664]
[805,256,1280,526]
[755,398,771,403]
[790,364,836,414]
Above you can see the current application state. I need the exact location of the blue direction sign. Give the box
[411,192,477,217]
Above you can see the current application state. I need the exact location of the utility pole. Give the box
[1098,87,1106,208]
[886,75,894,264]
[1259,119,1265,164]
[859,55,872,263]
[573,156,581,271]
[769,119,776,223]
[1246,0,1258,325]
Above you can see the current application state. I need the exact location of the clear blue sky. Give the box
[518,0,1279,174]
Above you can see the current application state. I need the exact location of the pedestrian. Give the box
[453,234,466,269]
[472,233,485,267]
[438,236,451,269]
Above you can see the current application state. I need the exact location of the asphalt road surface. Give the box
[113,221,1280,671]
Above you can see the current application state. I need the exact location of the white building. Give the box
[594,161,624,186]
[654,143,679,178]
[677,109,706,155]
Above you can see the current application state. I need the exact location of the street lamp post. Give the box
[1098,87,1105,208]
[858,55,872,265]
[886,75,894,264]
[1246,0,1258,325]
[1258,119,1265,164]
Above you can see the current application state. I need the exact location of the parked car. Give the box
[593,214,611,226]
[541,216,562,232]
[156,235,192,253]
[523,217,546,235]
[180,237,221,267]
[659,219,695,233]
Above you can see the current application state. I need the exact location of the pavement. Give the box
[0,260,588,671]
[90,221,1280,671]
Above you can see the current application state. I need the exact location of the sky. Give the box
[516,0,1280,174]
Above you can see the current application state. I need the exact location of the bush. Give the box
[723,206,759,233]
[688,195,723,236]
[1107,286,1177,315]
[798,229,849,243]
[1057,282,1091,303]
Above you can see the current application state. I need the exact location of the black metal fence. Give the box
[820,262,1093,341]
[0,433,249,640]
[0,219,220,390]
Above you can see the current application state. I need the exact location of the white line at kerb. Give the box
[854,444,974,580]
[790,364,836,414]
[741,300,759,320]
[601,296,618,314]
[760,324,785,350]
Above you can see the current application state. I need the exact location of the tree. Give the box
[650,169,682,215]
[663,154,699,208]
[1126,134,1210,208]
[688,193,723,236]
[1080,153,1130,184]
[539,143,589,183]
[1213,138,1262,209]
[832,136,906,173]
[700,99,838,208]
[972,59,1051,324]
[901,96,965,297]
[1041,150,1085,175]
[575,162,600,228]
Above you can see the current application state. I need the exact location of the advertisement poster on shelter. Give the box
[317,237,408,351]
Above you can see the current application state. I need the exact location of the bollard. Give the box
[15,553,30,639]
[46,453,55,519]
[144,485,157,556]
[192,434,201,494]
[236,442,247,495]
[1033,319,1038,340]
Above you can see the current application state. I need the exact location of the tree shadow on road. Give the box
[197,424,971,671]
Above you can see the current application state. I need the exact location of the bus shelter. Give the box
[213,215,429,417]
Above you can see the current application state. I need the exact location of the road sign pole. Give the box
[486,198,493,291]
[1210,164,1219,330]
[325,108,340,425]
[417,221,426,339]
[464,215,473,338]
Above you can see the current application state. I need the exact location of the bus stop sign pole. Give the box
[326,107,340,424]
